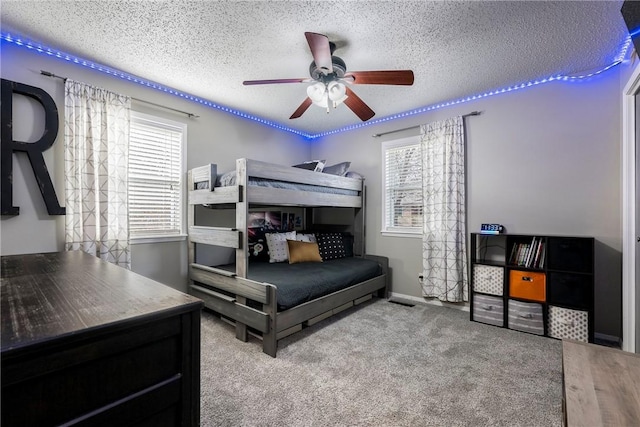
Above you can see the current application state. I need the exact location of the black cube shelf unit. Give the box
[470,233,594,343]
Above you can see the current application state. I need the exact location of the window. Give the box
[382,136,422,235]
[129,112,185,240]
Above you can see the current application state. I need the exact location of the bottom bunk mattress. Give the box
[218,257,382,311]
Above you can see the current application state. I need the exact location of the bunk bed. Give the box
[187,158,389,357]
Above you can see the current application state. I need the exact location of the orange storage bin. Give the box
[509,270,546,302]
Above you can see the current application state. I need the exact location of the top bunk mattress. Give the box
[196,173,359,196]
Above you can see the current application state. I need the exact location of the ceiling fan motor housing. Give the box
[309,55,347,81]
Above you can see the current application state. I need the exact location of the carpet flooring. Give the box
[200,299,562,426]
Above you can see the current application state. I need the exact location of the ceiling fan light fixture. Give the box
[327,81,347,106]
[307,81,328,107]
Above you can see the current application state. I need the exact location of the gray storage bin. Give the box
[473,293,504,327]
[508,299,544,335]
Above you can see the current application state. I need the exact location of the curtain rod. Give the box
[371,111,481,138]
[40,70,199,118]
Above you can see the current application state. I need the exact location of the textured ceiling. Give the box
[0,1,630,134]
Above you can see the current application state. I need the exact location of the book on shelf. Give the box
[533,240,544,268]
[508,244,517,265]
[512,244,523,265]
[521,244,530,266]
[528,237,539,268]
[525,238,535,266]
[509,243,520,265]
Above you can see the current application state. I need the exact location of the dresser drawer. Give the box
[472,294,504,327]
[507,299,544,335]
[548,306,589,342]
[509,270,546,302]
[473,265,504,296]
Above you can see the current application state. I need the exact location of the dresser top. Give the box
[1,251,202,353]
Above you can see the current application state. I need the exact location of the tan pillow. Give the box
[287,239,323,264]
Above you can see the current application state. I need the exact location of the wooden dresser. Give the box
[1,251,203,426]
[562,339,640,426]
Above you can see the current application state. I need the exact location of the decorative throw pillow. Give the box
[287,240,323,264]
[316,232,347,261]
[292,160,326,172]
[248,227,269,262]
[295,233,316,243]
[264,231,296,263]
[322,161,351,176]
[345,171,364,180]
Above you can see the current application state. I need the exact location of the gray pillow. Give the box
[322,161,351,176]
[217,171,236,186]
[345,171,364,180]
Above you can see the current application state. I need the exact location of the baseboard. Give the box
[594,332,622,348]
[389,292,470,312]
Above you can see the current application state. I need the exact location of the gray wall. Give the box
[0,42,311,291]
[311,65,626,338]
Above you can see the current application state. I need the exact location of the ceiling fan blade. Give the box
[344,87,375,121]
[243,78,309,85]
[305,32,333,74]
[290,97,313,119]
[344,70,414,85]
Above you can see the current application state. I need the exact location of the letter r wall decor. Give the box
[1,78,65,215]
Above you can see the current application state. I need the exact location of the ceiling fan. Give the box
[242,32,414,121]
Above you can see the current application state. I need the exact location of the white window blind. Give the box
[129,113,184,238]
[382,137,423,234]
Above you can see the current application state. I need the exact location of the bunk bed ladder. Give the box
[235,158,249,342]
[187,170,196,289]
[354,186,366,256]
[262,285,278,357]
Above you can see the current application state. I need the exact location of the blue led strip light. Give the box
[0,32,314,139]
[1,31,632,140]
[311,35,634,139]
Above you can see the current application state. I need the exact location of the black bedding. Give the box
[221,257,382,311]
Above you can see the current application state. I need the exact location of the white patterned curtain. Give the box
[420,116,468,302]
[64,80,131,268]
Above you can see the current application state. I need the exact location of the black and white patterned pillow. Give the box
[292,160,326,172]
[248,227,269,262]
[316,233,347,261]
